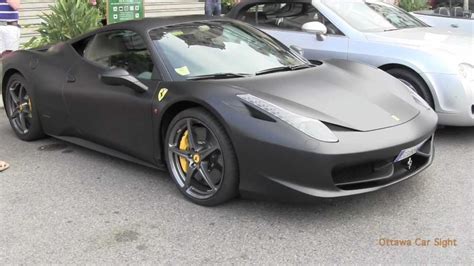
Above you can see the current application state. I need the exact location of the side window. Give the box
[238,3,344,36]
[83,30,155,80]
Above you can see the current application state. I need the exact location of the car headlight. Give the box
[458,63,473,81]
[402,84,431,110]
[237,94,338,143]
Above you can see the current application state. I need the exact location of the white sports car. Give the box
[229,0,474,126]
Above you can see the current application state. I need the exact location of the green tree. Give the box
[399,0,428,11]
[24,0,102,49]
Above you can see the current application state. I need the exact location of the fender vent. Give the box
[243,103,276,122]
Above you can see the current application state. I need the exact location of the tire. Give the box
[165,108,239,206]
[4,73,45,141]
[386,68,435,108]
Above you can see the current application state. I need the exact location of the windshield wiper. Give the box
[187,73,251,80]
[292,63,315,70]
[384,28,400,32]
[255,63,315,76]
[187,64,315,80]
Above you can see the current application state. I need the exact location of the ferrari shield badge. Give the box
[158,88,168,102]
[407,157,413,170]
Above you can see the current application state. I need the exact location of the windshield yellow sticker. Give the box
[175,66,190,76]
[171,31,184,37]
[158,88,168,102]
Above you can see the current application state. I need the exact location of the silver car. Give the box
[228,0,474,126]
[412,10,474,35]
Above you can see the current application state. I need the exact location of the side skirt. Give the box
[51,135,167,171]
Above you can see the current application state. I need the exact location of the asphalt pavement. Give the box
[0,111,472,264]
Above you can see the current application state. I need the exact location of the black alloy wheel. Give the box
[5,74,44,141]
[165,108,238,206]
[386,68,435,108]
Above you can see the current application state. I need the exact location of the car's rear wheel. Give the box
[165,108,239,206]
[5,73,44,141]
[386,68,435,108]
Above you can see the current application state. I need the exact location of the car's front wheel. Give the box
[4,73,44,141]
[165,108,239,206]
[386,68,435,108]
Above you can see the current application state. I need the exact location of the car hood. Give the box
[222,61,420,132]
[366,27,474,64]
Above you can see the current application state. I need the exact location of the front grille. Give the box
[332,138,433,190]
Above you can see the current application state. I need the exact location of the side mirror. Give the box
[302,21,328,41]
[290,45,304,57]
[100,68,148,93]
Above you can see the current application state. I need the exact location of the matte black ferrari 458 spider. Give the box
[1,16,438,206]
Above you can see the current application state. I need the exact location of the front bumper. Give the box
[263,136,434,199]
[227,108,438,201]
[424,72,474,126]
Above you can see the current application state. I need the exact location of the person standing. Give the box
[205,0,222,16]
[0,0,21,55]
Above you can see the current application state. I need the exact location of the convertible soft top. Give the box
[227,0,313,17]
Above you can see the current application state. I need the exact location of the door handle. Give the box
[451,24,459,28]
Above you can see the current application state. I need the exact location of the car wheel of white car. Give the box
[386,68,435,108]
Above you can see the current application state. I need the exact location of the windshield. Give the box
[149,20,307,80]
[322,0,428,32]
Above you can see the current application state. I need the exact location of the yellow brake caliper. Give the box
[179,130,190,173]
[28,98,33,118]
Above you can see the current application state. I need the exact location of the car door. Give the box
[236,2,349,62]
[63,30,160,162]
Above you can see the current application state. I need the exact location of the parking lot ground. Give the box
[0,111,473,264]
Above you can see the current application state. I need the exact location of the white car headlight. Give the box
[237,94,338,143]
[458,63,473,81]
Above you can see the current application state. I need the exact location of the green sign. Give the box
[107,0,145,24]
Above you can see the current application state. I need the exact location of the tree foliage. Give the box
[399,0,428,12]
[24,0,102,49]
